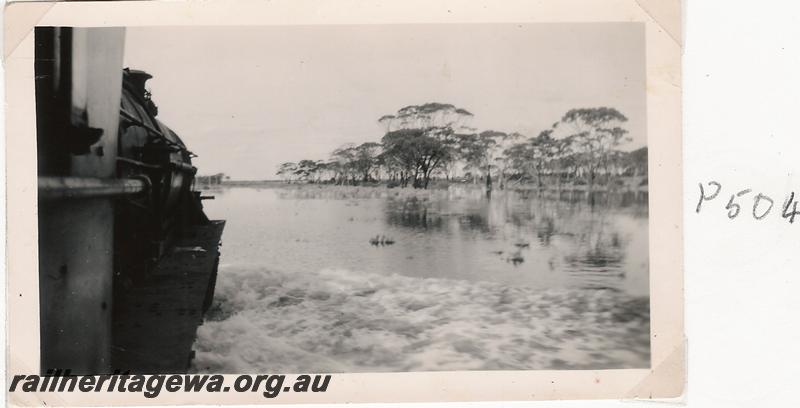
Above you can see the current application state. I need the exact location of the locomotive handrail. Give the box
[116,157,197,176]
[117,157,162,170]
[119,108,197,157]
[120,108,164,137]
[38,176,148,200]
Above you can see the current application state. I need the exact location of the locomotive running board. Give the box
[110,220,225,374]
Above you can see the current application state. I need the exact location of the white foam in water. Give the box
[191,264,649,373]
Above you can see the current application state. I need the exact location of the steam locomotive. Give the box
[35,27,224,374]
[114,68,211,287]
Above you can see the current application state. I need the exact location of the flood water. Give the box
[191,184,650,373]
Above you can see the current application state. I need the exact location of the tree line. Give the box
[276,103,648,190]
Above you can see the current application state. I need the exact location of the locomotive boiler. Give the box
[114,68,211,287]
[35,27,225,374]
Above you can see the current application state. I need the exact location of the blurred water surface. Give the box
[192,184,650,372]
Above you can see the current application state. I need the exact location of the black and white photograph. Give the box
[13,0,800,406]
[34,23,650,375]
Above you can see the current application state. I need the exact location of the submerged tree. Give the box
[491,131,524,189]
[376,102,472,188]
[459,131,500,186]
[277,105,640,191]
[504,130,553,187]
[381,128,454,188]
[556,107,631,186]
[458,130,525,190]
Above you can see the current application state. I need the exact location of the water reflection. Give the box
[373,187,646,293]
[200,185,649,297]
[385,200,445,231]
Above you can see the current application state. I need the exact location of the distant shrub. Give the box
[639,177,649,186]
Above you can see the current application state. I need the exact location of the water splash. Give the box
[191,264,649,373]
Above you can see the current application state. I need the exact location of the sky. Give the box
[124,23,646,180]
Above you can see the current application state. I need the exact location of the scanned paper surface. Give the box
[5,0,683,404]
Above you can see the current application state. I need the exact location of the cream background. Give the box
[4,0,683,405]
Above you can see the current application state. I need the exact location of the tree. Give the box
[377,102,472,188]
[504,130,569,188]
[459,130,516,190]
[381,129,452,188]
[380,103,473,132]
[276,162,298,183]
[491,131,524,189]
[459,132,495,185]
[546,135,575,186]
[330,143,358,184]
[625,146,648,177]
[352,142,382,182]
[294,159,322,182]
[555,107,631,186]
